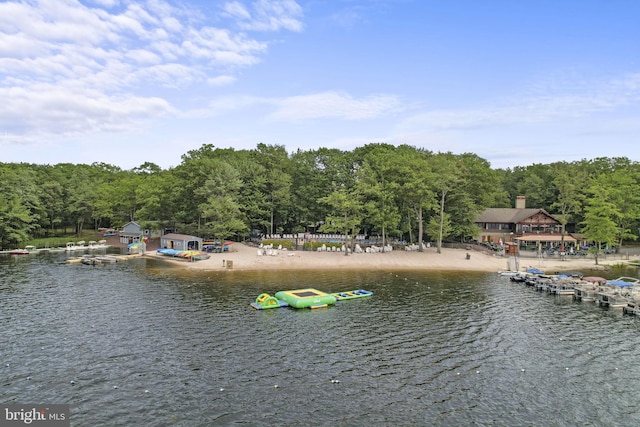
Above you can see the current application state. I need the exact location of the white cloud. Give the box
[223,0,303,32]
[268,91,403,121]
[0,83,173,136]
[88,0,120,7]
[207,75,236,86]
[398,73,640,132]
[223,1,252,20]
[0,0,301,141]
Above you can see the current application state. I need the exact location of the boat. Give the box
[582,276,607,284]
[509,272,528,283]
[595,277,639,309]
[87,240,109,249]
[65,241,87,251]
[606,277,640,286]
[190,253,211,261]
[546,278,578,296]
[498,270,520,276]
[623,300,640,316]
[574,282,599,302]
[157,248,181,256]
[156,248,210,261]
[8,249,30,255]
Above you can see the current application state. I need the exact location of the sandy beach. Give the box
[143,242,633,274]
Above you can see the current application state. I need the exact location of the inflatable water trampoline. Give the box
[251,288,372,310]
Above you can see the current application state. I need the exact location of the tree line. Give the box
[1,143,638,252]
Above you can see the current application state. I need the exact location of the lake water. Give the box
[2,252,640,426]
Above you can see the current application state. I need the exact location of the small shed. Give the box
[120,221,143,244]
[160,233,203,251]
[505,242,519,256]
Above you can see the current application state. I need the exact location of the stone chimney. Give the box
[516,196,526,209]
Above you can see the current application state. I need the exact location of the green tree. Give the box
[0,195,35,248]
[195,159,249,239]
[430,152,460,254]
[581,178,621,265]
[449,153,501,242]
[252,144,292,236]
[394,146,434,251]
[356,144,402,246]
[606,167,640,248]
[549,162,584,252]
[318,185,363,255]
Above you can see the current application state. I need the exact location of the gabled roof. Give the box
[161,233,201,240]
[477,208,558,224]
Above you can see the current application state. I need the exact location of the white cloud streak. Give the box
[0,0,302,139]
[399,72,640,132]
[267,91,403,120]
[223,0,303,32]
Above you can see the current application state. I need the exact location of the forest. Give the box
[1,143,639,251]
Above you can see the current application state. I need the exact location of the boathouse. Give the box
[160,233,203,251]
[120,221,144,245]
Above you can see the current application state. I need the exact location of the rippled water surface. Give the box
[2,252,640,426]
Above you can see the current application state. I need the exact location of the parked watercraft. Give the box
[595,277,639,309]
[8,249,29,255]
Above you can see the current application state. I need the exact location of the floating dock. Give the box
[251,288,372,310]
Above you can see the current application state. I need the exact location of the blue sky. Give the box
[1,0,639,170]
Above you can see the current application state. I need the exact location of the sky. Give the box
[1,0,639,170]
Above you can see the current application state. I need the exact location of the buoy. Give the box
[219,388,224,392]
[70,380,75,385]
[273,384,279,388]
[113,385,119,389]
[145,389,150,393]
[27,376,32,380]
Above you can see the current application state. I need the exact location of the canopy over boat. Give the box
[606,277,640,287]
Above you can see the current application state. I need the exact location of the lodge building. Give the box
[476,196,586,250]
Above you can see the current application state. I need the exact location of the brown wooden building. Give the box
[476,196,584,250]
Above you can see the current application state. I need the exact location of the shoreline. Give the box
[142,242,631,274]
